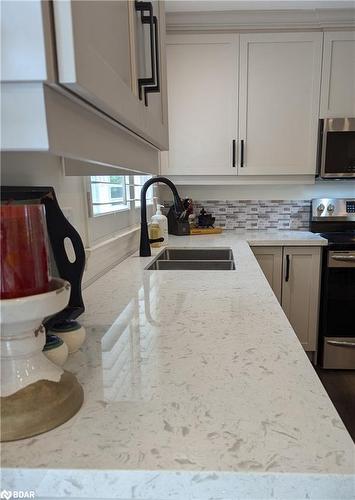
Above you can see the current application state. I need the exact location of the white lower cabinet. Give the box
[251,247,282,303]
[252,245,321,352]
[282,247,321,352]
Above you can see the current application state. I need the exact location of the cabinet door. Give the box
[1,0,47,81]
[281,247,321,351]
[251,246,282,303]
[53,0,168,151]
[162,34,238,176]
[239,32,322,175]
[131,1,169,148]
[320,31,355,118]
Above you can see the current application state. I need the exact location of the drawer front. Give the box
[323,337,355,369]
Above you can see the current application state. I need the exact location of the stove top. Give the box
[320,231,355,246]
[310,198,355,245]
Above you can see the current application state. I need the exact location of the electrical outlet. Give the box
[62,207,74,224]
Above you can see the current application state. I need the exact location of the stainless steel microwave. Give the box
[319,118,355,178]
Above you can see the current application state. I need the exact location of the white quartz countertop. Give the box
[234,229,328,246]
[2,231,355,500]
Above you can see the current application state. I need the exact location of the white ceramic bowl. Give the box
[0,278,71,397]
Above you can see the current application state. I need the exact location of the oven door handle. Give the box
[331,255,355,261]
[327,340,355,348]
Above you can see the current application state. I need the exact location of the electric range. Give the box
[310,198,355,369]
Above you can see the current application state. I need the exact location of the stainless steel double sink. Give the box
[146,247,235,271]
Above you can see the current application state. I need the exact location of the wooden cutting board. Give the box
[190,227,223,235]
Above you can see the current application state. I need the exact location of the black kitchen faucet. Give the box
[140,176,184,257]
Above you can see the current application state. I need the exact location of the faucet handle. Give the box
[149,237,164,244]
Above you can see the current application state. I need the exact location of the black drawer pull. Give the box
[240,139,244,168]
[285,254,290,282]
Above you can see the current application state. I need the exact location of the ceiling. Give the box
[165,1,355,12]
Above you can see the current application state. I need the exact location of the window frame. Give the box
[88,175,130,218]
[87,175,154,218]
[85,175,155,246]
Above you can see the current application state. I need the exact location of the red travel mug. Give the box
[0,204,51,299]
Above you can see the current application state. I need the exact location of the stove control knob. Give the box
[317,204,325,212]
[327,204,335,213]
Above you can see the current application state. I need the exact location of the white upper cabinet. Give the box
[162,34,238,176]
[1,0,47,81]
[238,32,322,176]
[1,0,169,162]
[163,31,323,178]
[1,0,165,172]
[320,31,355,118]
[53,0,168,150]
[133,1,168,134]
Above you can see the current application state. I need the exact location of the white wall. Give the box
[0,152,142,285]
[1,152,89,242]
[159,179,355,201]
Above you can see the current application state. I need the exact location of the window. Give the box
[132,175,153,208]
[88,175,153,217]
[86,174,155,246]
[89,176,128,216]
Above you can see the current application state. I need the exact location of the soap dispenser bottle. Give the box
[149,222,162,248]
[151,204,168,246]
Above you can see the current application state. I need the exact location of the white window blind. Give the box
[131,175,153,207]
[89,175,129,216]
[88,175,153,217]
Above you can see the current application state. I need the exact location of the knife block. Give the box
[167,207,190,236]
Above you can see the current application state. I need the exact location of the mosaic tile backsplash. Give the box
[166,200,311,230]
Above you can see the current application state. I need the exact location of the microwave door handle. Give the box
[320,122,328,177]
[316,119,324,177]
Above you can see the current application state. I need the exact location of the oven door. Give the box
[320,118,355,178]
[323,337,355,369]
[321,250,355,369]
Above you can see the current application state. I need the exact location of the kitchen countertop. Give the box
[234,229,329,246]
[2,231,355,500]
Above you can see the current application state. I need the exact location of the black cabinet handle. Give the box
[232,139,236,168]
[143,15,160,106]
[135,1,155,105]
[240,139,244,168]
[285,254,290,282]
